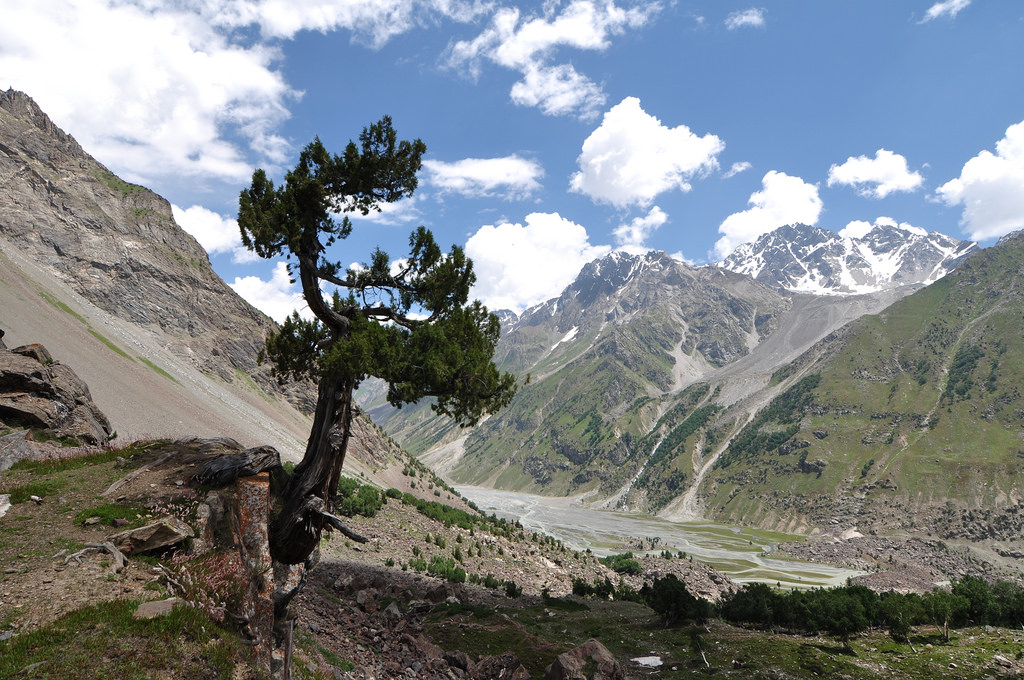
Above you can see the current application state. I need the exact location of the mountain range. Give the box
[719,222,977,295]
[371,217,1024,546]
[4,88,1019,550]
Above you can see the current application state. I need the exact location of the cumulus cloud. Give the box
[935,120,1024,241]
[920,0,971,22]
[465,212,611,313]
[838,220,874,240]
[827,149,924,199]
[0,1,296,188]
[423,155,543,199]
[613,206,668,252]
[509,63,606,119]
[445,1,658,119]
[725,8,765,30]
[0,1,493,192]
[839,216,927,240]
[229,261,308,323]
[172,204,259,264]
[715,171,823,258]
[570,97,724,207]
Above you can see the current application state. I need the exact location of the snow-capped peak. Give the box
[719,223,978,295]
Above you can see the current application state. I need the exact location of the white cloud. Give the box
[920,0,971,22]
[570,97,724,207]
[0,0,295,188]
[216,0,489,46]
[839,216,927,240]
[465,212,611,313]
[510,63,606,119]
[345,196,423,226]
[725,8,765,30]
[445,1,658,119]
[172,204,259,264]
[0,1,493,193]
[874,216,927,236]
[613,206,668,252]
[723,161,752,178]
[838,220,874,240]
[827,149,924,199]
[423,155,543,199]
[935,120,1024,241]
[229,261,308,323]
[715,171,823,258]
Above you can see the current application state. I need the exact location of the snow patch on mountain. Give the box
[719,223,977,295]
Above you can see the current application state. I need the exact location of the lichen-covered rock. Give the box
[542,639,624,680]
[0,343,112,444]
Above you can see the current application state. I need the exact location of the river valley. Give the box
[459,486,863,589]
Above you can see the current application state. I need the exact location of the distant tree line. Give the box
[570,570,1024,648]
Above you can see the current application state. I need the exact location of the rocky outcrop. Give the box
[0,342,112,444]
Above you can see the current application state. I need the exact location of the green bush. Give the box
[335,480,384,518]
[600,552,643,575]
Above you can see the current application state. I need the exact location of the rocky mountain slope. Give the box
[0,90,413,481]
[0,89,315,458]
[370,250,907,498]
[720,222,977,295]
[690,230,1024,542]
[374,225,1020,551]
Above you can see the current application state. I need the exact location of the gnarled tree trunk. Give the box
[269,372,355,565]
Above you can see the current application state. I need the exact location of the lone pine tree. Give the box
[237,117,517,565]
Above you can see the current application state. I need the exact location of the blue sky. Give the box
[3,0,1024,319]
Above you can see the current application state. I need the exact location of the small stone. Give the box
[112,518,128,527]
[174,480,184,487]
[30,495,43,504]
[84,516,101,526]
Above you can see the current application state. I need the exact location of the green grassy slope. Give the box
[699,231,1024,538]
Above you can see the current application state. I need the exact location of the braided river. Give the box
[458,486,863,589]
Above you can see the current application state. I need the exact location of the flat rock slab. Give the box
[134,598,183,619]
[108,516,193,554]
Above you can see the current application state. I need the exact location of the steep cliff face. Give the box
[0,89,305,407]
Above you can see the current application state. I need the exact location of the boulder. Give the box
[473,652,530,680]
[108,516,193,554]
[0,343,112,445]
[542,639,624,680]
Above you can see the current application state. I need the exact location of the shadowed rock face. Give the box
[0,89,310,412]
[0,342,112,445]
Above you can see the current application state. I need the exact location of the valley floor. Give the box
[3,437,1024,679]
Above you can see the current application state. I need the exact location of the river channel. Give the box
[458,486,863,589]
